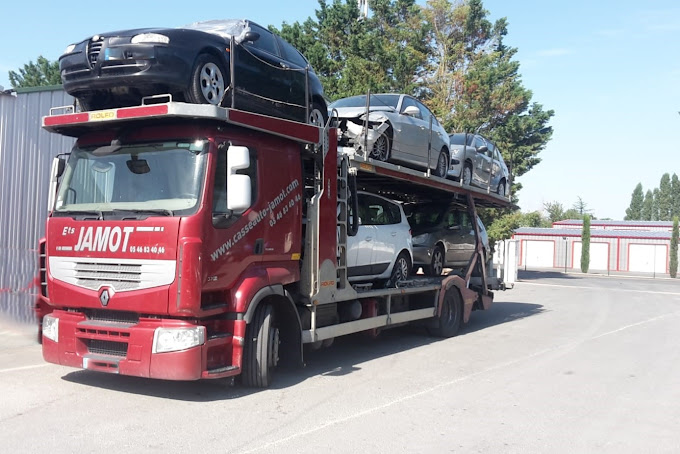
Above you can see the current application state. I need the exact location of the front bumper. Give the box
[42,310,244,381]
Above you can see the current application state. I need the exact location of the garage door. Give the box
[573,242,609,270]
[629,244,667,273]
[522,240,554,268]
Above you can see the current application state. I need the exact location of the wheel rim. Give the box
[371,134,389,161]
[394,256,409,281]
[268,326,280,370]
[497,182,505,197]
[199,62,225,104]
[433,249,443,275]
[463,166,472,185]
[436,152,448,177]
[309,108,325,127]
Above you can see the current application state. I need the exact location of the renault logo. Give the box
[99,288,110,306]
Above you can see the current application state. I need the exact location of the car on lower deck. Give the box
[347,192,413,286]
[58,19,327,125]
[329,94,450,178]
[448,133,510,197]
[406,202,489,276]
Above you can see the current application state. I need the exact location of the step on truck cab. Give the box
[38,99,511,387]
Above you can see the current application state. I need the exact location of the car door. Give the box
[443,209,475,265]
[234,23,289,117]
[275,36,309,121]
[472,135,492,187]
[394,96,427,165]
[416,100,447,169]
[367,196,404,276]
[347,194,378,277]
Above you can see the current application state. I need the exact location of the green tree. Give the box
[658,173,672,221]
[652,188,660,221]
[624,183,644,220]
[580,214,591,273]
[671,173,680,218]
[573,196,591,216]
[641,189,654,221]
[8,56,61,88]
[670,216,678,278]
[543,201,565,223]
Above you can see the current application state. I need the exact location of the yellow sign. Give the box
[89,110,116,122]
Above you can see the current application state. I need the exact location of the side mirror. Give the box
[48,155,67,213]
[477,145,488,153]
[448,225,461,231]
[227,145,251,213]
[243,31,260,43]
[402,105,420,117]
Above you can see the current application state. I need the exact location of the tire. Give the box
[426,245,445,276]
[241,303,279,388]
[309,100,328,127]
[497,179,506,197]
[428,287,462,338]
[388,251,411,287]
[370,130,391,162]
[185,54,227,105]
[462,163,472,186]
[434,149,449,178]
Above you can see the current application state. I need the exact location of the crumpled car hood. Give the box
[333,105,396,119]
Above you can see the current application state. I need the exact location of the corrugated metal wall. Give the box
[0,87,76,323]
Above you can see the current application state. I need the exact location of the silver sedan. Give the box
[448,133,510,197]
[330,94,451,178]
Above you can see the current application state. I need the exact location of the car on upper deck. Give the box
[329,94,450,178]
[59,19,327,125]
[447,133,510,197]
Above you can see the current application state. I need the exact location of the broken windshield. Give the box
[53,140,208,218]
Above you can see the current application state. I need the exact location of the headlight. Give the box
[152,326,205,353]
[451,148,462,156]
[42,315,59,343]
[131,33,170,44]
[63,44,76,54]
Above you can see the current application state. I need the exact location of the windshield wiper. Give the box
[56,210,104,220]
[133,209,174,216]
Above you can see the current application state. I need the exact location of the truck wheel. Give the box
[426,245,444,276]
[185,54,227,105]
[242,303,279,388]
[428,287,462,338]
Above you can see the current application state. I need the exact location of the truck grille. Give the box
[88,39,103,68]
[49,256,176,293]
[85,339,128,357]
[85,309,139,325]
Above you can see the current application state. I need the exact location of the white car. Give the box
[330,94,451,178]
[347,192,413,286]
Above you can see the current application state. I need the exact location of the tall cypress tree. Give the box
[658,173,672,221]
[624,183,644,220]
[652,188,660,221]
[671,217,678,279]
[641,189,654,221]
[671,173,680,219]
[581,215,591,273]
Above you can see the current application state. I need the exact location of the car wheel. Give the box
[497,179,506,197]
[370,131,391,162]
[427,287,462,338]
[309,100,328,127]
[462,163,472,186]
[241,303,279,388]
[434,149,449,178]
[426,245,445,276]
[186,54,227,106]
[388,251,411,287]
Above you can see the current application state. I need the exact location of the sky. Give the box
[1,0,679,220]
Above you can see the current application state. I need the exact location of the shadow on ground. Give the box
[518,270,579,280]
[61,301,544,400]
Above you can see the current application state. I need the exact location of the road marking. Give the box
[0,363,49,374]
[517,281,680,296]
[239,309,680,454]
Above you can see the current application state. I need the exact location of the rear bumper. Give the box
[42,310,244,381]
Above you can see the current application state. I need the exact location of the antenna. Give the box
[358,0,368,19]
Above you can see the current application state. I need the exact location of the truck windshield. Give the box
[53,140,208,217]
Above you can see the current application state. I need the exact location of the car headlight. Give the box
[42,315,59,343]
[63,44,76,55]
[451,148,462,156]
[131,33,170,44]
[152,326,205,353]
